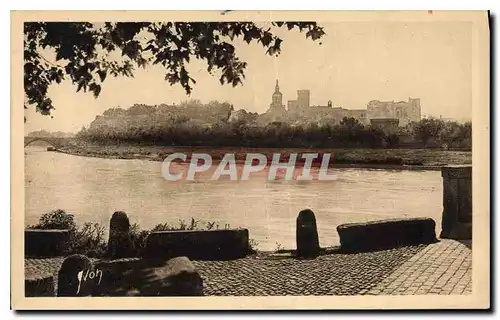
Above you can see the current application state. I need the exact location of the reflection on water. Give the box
[25,146,443,250]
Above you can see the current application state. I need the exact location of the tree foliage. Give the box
[410,118,446,145]
[406,118,471,149]
[76,104,471,150]
[24,22,325,115]
[77,103,389,149]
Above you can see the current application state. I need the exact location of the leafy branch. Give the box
[24,21,325,115]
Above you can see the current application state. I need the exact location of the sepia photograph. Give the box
[11,10,490,310]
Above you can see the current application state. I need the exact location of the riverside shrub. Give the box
[27,209,106,257]
[36,209,77,231]
[28,212,254,257]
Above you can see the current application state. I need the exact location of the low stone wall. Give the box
[25,229,70,258]
[337,218,437,253]
[142,229,250,260]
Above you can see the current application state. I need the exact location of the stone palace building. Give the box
[260,80,422,127]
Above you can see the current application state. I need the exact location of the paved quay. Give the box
[363,239,472,295]
[25,239,471,296]
[193,245,425,296]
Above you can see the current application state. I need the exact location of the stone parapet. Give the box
[142,229,250,260]
[25,229,70,258]
[337,218,437,253]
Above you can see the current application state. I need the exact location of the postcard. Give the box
[11,10,490,310]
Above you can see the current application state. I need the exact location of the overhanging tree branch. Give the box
[24,21,325,116]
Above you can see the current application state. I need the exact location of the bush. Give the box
[274,242,285,253]
[27,209,106,257]
[150,218,215,232]
[129,223,150,256]
[248,239,259,254]
[71,222,107,257]
[35,209,77,231]
[150,222,174,232]
[385,134,400,148]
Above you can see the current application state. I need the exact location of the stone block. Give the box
[57,254,93,297]
[25,274,55,297]
[142,229,249,260]
[25,229,70,258]
[337,218,438,253]
[92,257,203,296]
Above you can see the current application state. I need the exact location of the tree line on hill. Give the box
[75,102,471,150]
[26,130,75,138]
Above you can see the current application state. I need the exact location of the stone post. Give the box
[296,209,320,258]
[57,254,93,297]
[108,211,135,258]
[440,166,472,240]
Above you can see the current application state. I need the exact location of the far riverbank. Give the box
[53,143,471,171]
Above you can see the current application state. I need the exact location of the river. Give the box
[25,146,443,251]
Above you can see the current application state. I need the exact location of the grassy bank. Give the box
[55,142,472,169]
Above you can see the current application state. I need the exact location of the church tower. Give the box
[270,79,284,110]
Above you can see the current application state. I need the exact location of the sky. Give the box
[24,21,473,133]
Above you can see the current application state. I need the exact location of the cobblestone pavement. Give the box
[25,257,100,280]
[363,239,472,295]
[26,246,424,296]
[192,246,424,296]
[24,240,471,296]
[25,257,99,294]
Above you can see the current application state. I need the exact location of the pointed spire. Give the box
[275,79,280,93]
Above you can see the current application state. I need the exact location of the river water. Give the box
[25,146,443,250]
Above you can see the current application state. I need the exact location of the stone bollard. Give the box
[440,166,472,240]
[296,209,320,258]
[107,211,135,258]
[57,254,93,297]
